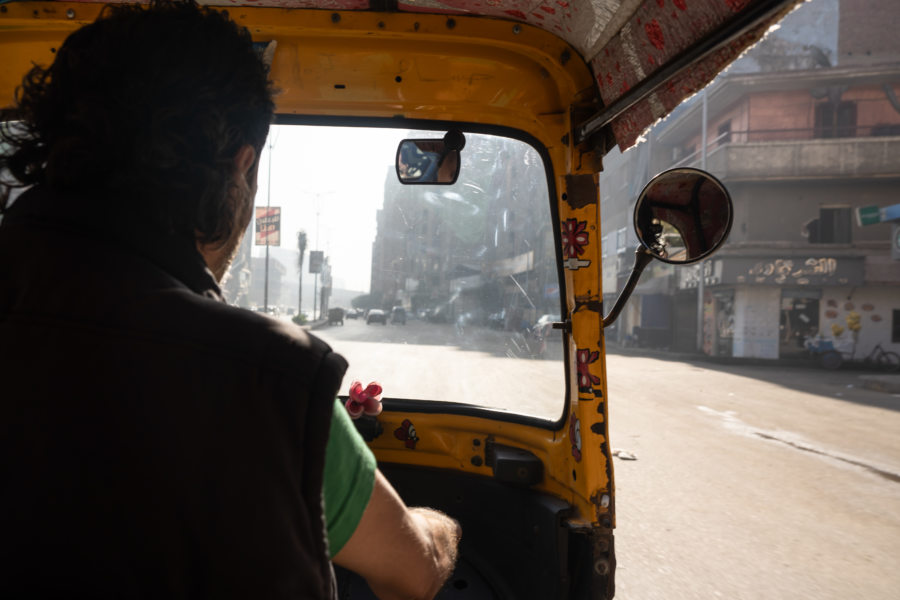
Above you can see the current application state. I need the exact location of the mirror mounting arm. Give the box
[551,320,571,333]
[601,246,655,329]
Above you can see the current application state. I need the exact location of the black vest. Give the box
[0,186,345,598]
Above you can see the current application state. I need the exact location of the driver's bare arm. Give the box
[333,470,461,600]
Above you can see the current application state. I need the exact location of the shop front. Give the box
[678,254,866,359]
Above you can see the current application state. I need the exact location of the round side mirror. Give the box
[633,168,733,264]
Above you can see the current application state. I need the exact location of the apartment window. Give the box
[872,123,900,136]
[717,120,732,145]
[814,101,857,138]
[807,206,851,243]
[616,227,627,253]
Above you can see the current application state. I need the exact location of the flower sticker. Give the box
[345,381,383,419]
[562,219,591,270]
[562,219,589,258]
[576,348,602,393]
[569,413,582,462]
[394,419,419,449]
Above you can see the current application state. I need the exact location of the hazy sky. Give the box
[252,125,412,291]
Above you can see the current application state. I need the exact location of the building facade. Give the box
[600,0,900,361]
[370,133,560,328]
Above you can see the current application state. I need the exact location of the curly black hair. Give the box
[0,0,275,244]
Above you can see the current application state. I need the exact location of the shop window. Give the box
[814,101,857,138]
[806,207,851,243]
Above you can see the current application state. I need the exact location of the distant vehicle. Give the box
[327,307,345,326]
[424,305,449,323]
[487,309,507,330]
[391,307,407,325]
[346,308,360,320]
[366,309,387,325]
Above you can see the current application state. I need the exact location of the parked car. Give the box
[391,307,407,325]
[366,309,387,325]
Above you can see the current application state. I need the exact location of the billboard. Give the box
[309,250,324,274]
[254,207,281,246]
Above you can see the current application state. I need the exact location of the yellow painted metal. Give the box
[0,1,614,527]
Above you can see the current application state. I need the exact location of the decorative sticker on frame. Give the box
[562,218,591,270]
[394,418,419,449]
[569,413,582,462]
[576,347,603,398]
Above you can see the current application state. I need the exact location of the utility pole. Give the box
[313,210,319,320]
[264,136,273,313]
[297,230,307,318]
[697,89,708,354]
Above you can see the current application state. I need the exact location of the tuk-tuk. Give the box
[0,1,799,597]
[328,307,346,326]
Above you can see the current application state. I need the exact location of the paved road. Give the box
[314,317,566,420]
[313,318,900,599]
[605,353,900,600]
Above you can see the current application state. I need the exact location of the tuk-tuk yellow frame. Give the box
[1,2,614,529]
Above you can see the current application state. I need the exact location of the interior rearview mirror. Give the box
[396,130,465,185]
[603,168,733,328]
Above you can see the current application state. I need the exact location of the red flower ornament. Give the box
[561,219,589,258]
[576,349,602,393]
[345,381,383,419]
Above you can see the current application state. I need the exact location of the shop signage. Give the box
[308,250,324,274]
[678,260,722,289]
[728,256,864,286]
[855,205,881,227]
[254,207,280,246]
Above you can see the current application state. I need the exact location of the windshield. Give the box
[223,125,565,421]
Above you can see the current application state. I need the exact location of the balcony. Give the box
[671,128,900,181]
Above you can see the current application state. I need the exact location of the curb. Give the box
[858,375,900,394]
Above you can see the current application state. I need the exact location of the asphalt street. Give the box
[312,317,900,599]
[605,352,900,600]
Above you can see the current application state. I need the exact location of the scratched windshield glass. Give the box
[223,126,565,421]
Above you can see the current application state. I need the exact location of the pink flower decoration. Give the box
[345,381,383,419]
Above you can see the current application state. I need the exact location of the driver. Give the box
[0,2,459,599]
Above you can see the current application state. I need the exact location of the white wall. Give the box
[820,286,899,356]
[733,286,781,359]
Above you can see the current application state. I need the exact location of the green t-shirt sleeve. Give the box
[322,397,377,556]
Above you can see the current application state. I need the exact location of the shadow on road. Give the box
[607,344,900,413]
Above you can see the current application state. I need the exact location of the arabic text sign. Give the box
[255,207,281,246]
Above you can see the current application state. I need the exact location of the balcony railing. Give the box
[666,127,900,179]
